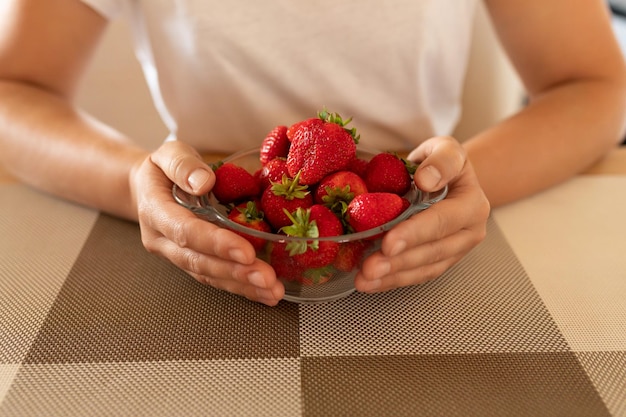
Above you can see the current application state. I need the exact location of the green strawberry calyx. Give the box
[209,160,224,171]
[280,207,320,255]
[320,186,354,232]
[398,153,418,176]
[318,107,360,144]
[321,185,353,212]
[270,171,310,200]
[235,201,264,222]
[302,265,335,284]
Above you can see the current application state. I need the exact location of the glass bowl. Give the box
[173,147,447,303]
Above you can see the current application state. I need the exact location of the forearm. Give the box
[0,80,148,220]
[464,77,626,207]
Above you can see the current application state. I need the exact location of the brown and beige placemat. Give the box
[1,181,624,416]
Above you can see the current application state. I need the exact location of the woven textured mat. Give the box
[1,184,623,416]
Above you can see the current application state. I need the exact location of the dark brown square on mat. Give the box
[24,215,300,364]
[301,353,611,417]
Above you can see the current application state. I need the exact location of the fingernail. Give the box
[388,240,406,257]
[229,248,248,264]
[248,271,265,287]
[418,165,441,190]
[256,288,276,300]
[362,279,381,292]
[188,169,211,192]
[371,260,391,280]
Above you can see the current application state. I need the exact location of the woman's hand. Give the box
[355,136,490,292]
[129,141,285,306]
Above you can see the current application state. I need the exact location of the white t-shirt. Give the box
[80,0,477,153]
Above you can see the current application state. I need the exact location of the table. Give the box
[1,148,625,416]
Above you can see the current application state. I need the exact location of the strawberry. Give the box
[227,201,271,251]
[364,152,416,196]
[347,192,411,233]
[256,157,290,190]
[347,157,369,179]
[269,243,332,285]
[299,266,333,285]
[281,205,343,269]
[260,171,313,230]
[260,125,290,165]
[269,241,306,282]
[211,162,261,204]
[315,170,368,208]
[286,109,359,185]
[333,240,371,272]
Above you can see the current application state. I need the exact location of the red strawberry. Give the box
[308,204,344,236]
[299,266,333,286]
[269,241,306,282]
[364,152,416,196]
[269,245,332,286]
[347,157,369,179]
[286,109,359,185]
[333,240,371,272]
[314,170,368,207]
[211,162,261,204]
[227,201,271,251]
[256,157,290,190]
[347,192,411,233]
[260,172,313,230]
[281,205,343,269]
[260,125,290,165]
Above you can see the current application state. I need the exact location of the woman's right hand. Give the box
[129,141,285,306]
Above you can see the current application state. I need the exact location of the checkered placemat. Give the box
[1,183,624,416]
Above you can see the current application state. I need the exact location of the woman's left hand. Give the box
[355,136,490,292]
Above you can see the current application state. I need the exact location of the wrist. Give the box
[126,150,151,222]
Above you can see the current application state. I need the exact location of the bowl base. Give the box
[282,288,356,304]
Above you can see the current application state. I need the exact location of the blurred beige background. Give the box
[75,3,525,151]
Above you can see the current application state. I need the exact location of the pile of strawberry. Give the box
[210,109,417,285]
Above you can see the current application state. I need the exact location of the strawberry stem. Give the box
[318,107,360,143]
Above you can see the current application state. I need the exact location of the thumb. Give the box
[407,136,466,192]
[151,140,215,195]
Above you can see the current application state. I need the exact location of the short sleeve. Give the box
[79,0,128,20]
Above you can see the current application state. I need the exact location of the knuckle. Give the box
[453,148,467,171]
[428,241,448,264]
[415,264,446,285]
[433,209,450,240]
[478,194,491,219]
[195,273,216,288]
[138,228,161,254]
[170,220,191,248]
[424,266,445,282]
[142,236,156,250]
[474,223,488,245]
[141,238,159,254]
[167,153,190,180]
[182,250,203,275]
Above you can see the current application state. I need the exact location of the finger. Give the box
[355,255,464,293]
[151,140,215,195]
[141,202,259,265]
[191,269,285,306]
[406,136,467,191]
[190,254,285,306]
[358,227,482,286]
[154,238,285,305]
[150,236,272,285]
[191,270,285,306]
[381,183,489,257]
